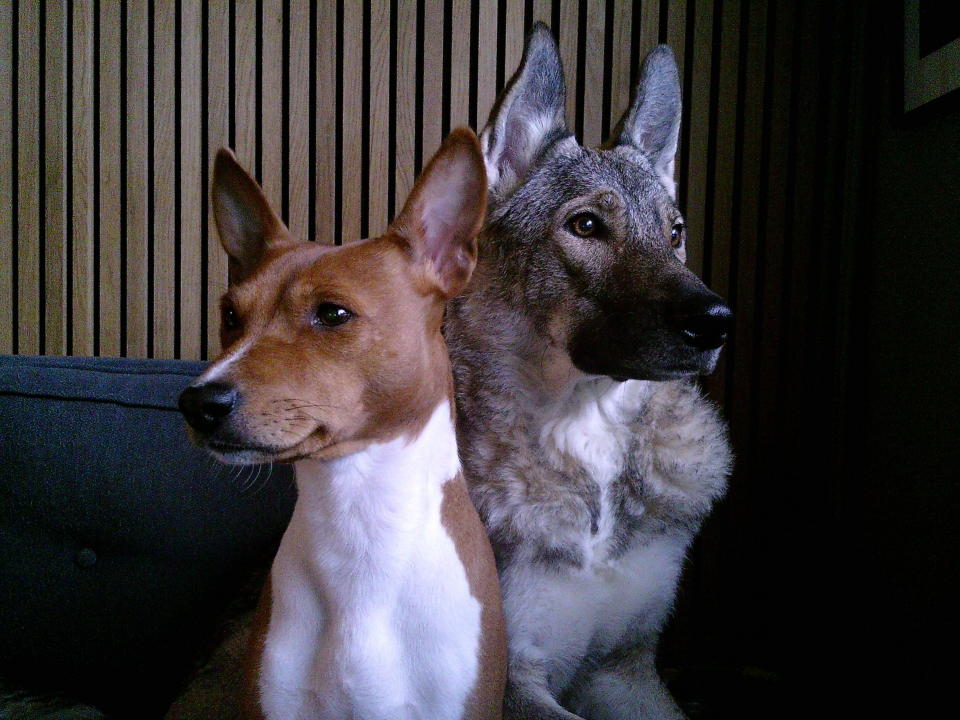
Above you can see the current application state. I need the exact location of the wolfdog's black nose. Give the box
[677,301,733,350]
[178,382,239,433]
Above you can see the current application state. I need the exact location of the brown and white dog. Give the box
[178,129,506,720]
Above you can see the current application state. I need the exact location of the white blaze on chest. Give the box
[259,401,482,720]
[539,378,654,560]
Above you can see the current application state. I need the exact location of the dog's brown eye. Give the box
[568,213,602,238]
[670,222,686,248]
[222,305,241,332]
[314,304,352,328]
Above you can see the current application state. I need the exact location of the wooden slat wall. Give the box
[0,0,877,678]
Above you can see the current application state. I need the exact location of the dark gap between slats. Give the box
[629,0,640,90]
[93,0,101,356]
[601,0,614,142]
[550,2,560,48]
[334,0,343,244]
[200,0,209,358]
[282,0,290,224]
[678,0,695,213]
[414,0,424,175]
[442,0,452,138]
[361,0,370,239]
[388,0,397,222]
[659,0,668,43]
[574,0,586,143]
[120,1,128,356]
[496,0,507,94]
[174,0,183,359]
[255,0,263,184]
[523,0,533,35]
[229,0,236,149]
[308,0,316,241]
[147,0,155,358]
[11,0,18,354]
[468,0,479,129]
[66,0,74,354]
[39,0,47,354]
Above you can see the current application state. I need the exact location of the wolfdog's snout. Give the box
[669,293,733,350]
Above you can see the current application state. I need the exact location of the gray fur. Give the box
[446,26,732,720]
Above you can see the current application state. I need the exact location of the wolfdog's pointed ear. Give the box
[480,22,567,194]
[211,148,289,284]
[391,128,487,299]
[608,45,682,198]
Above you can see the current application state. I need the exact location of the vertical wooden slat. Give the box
[667,0,688,82]
[608,0,633,137]
[639,0,661,57]
[557,0,578,132]
[394,0,416,210]
[44,0,68,355]
[180,0,202,360]
[684,0,713,279]
[207,0,230,353]
[368,0,390,237]
[98,2,122,357]
[582,0,606,147]
[0,0,12,354]
[72,0,95,356]
[261,0,283,209]
[288,0,310,240]
[503,0,525,90]
[422,0,444,163]
[475,0,498,130]
[341,0,362,241]
[756,0,795,471]
[704,0,741,399]
[126,0,149,358]
[728,0,767,477]
[449,0,472,130]
[315,0,337,243]
[531,0,552,25]
[235,0,257,172]
[153,0,177,357]
[17,0,41,355]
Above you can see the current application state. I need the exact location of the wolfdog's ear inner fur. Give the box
[607,44,682,198]
[480,22,567,194]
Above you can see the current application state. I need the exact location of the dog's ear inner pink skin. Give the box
[390,128,487,299]
[211,147,290,284]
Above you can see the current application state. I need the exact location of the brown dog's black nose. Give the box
[678,301,732,350]
[178,382,238,433]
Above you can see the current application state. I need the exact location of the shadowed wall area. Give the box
[2,1,957,716]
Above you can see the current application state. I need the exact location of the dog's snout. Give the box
[674,300,732,350]
[178,382,239,433]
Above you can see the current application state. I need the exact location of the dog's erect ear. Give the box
[391,128,487,299]
[480,22,567,194]
[607,45,682,198]
[211,148,289,284]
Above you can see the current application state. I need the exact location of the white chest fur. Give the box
[259,402,482,720]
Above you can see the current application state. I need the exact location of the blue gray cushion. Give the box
[0,355,295,717]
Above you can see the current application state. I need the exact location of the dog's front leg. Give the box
[504,657,586,720]
[564,641,686,720]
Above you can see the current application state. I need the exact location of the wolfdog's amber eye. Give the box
[222,305,241,331]
[568,213,602,238]
[671,222,686,248]
[313,304,353,328]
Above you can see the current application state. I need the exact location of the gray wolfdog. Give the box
[445,24,733,720]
